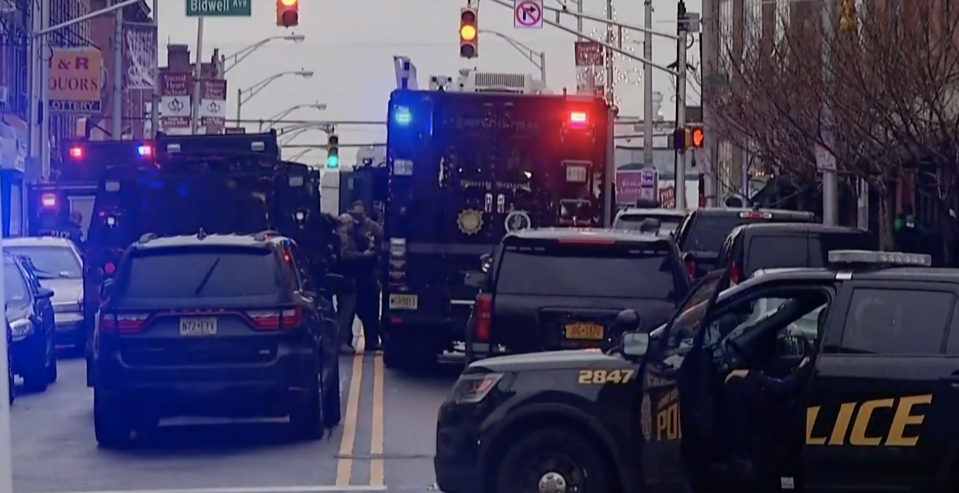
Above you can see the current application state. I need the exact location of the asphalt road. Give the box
[10,352,463,493]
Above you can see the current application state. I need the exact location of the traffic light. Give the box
[327,134,339,169]
[840,0,855,32]
[686,126,704,148]
[459,7,478,59]
[276,0,298,28]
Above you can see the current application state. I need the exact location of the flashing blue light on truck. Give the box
[394,106,412,126]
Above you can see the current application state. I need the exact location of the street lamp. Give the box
[235,70,314,125]
[479,30,546,82]
[222,35,305,74]
[259,103,328,131]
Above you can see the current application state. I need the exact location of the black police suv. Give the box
[92,231,342,447]
[4,253,58,393]
[436,250,959,493]
[462,228,689,363]
[717,223,875,287]
[675,207,816,279]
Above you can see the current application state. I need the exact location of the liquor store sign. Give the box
[49,47,103,114]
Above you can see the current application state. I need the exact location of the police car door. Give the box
[639,270,726,492]
[804,279,959,492]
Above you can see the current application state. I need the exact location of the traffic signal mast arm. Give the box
[487,0,680,75]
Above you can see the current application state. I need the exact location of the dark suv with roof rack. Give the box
[674,207,816,279]
[91,231,342,448]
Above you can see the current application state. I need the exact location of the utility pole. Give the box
[112,0,123,140]
[150,0,159,137]
[700,0,718,206]
[605,0,614,100]
[675,1,689,211]
[643,0,653,176]
[190,18,205,134]
[820,0,838,225]
[39,0,49,179]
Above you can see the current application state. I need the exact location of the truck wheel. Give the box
[290,383,324,440]
[47,342,58,383]
[94,391,132,448]
[495,429,610,493]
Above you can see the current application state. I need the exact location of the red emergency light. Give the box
[69,146,82,158]
[41,194,57,208]
[569,111,588,128]
[138,145,152,156]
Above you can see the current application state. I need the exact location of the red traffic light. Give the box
[276,0,298,27]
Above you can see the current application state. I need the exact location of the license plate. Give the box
[179,317,217,336]
[389,294,418,310]
[565,323,604,340]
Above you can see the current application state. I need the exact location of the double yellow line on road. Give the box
[335,348,385,487]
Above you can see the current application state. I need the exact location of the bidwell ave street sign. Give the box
[186,0,252,17]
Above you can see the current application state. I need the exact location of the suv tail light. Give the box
[246,307,302,330]
[100,312,150,334]
[729,260,741,285]
[474,294,492,342]
[685,257,697,278]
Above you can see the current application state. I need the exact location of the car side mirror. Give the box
[37,287,55,299]
[612,309,642,333]
[480,254,493,273]
[621,331,650,357]
[100,279,113,299]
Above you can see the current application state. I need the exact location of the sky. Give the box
[158,0,703,167]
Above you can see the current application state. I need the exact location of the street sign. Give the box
[514,0,543,29]
[49,47,103,114]
[641,169,656,186]
[186,0,252,17]
[815,143,836,171]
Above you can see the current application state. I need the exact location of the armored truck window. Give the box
[744,236,807,274]
[837,288,953,355]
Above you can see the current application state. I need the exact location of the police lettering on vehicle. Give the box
[48,230,72,239]
[806,394,932,447]
[655,388,682,441]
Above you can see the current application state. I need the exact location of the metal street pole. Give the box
[675,1,689,211]
[643,0,654,176]
[820,0,838,225]
[39,0,49,178]
[190,18,205,134]
[150,0,159,137]
[236,88,242,127]
[112,0,123,140]
[701,0,718,206]
[605,0,614,100]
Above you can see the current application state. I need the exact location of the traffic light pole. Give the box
[820,0,838,225]
[150,0,159,137]
[675,3,689,211]
[190,17,205,134]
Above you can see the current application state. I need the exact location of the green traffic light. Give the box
[327,155,339,169]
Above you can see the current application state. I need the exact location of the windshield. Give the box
[120,248,282,300]
[4,263,29,306]
[496,244,684,300]
[5,246,81,279]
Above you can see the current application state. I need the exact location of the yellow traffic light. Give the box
[460,7,478,59]
[276,0,298,27]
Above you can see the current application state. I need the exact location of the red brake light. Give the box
[246,307,302,330]
[100,312,149,334]
[474,294,492,342]
[41,193,57,208]
[569,111,587,124]
[69,146,82,158]
[103,262,116,275]
[685,258,697,278]
[730,260,740,284]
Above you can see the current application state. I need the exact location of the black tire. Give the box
[494,429,610,493]
[94,391,132,448]
[47,343,58,383]
[22,334,50,393]
[290,383,324,440]
[8,353,14,405]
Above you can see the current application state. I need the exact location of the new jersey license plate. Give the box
[179,317,217,336]
[565,322,604,340]
[389,294,419,310]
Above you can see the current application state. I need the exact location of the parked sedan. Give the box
[4,237,84,351]
[4,253,57,392]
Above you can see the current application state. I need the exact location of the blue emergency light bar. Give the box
[828,250,932,267]
[155,130,280,161]
[55,140,156,182]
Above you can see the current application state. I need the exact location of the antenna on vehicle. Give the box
[197,228,208,240]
